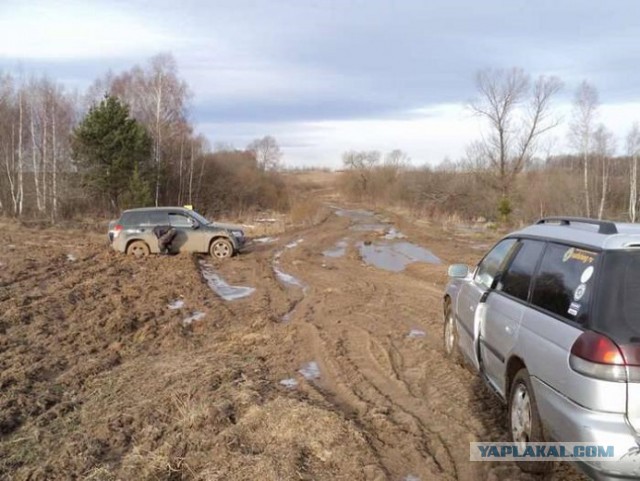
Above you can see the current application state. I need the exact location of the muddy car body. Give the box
[444,217,640,480]
[109,207,245,258]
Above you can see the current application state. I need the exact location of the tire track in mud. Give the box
[296,320,451,481]
[280,214,468,479]
[289,254,460,478]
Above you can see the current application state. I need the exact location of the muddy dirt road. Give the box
[0,210,587,481]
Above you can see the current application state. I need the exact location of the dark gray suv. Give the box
[444,217,640,480]
[108,207,245,259]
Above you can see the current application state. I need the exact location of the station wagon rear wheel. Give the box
[509,368,552,474]
[210,238,233,259]
[127,240,150,258]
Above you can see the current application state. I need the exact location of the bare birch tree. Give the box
[569,81,599,217]
[342,150,381,198]
[247,136,282,171]
[30,94,44,212]
[469,68,562,204]
[109,54,190,206]
[0,74,15,213]
[592,124,616,219]
[17,87,24,216]
[628,123,640,222]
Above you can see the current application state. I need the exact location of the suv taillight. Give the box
[113,224,123,238]
[570,331,640,382]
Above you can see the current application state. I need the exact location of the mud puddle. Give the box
[284,238,304,249]
[167,299,185,310]
[279,378,298,388]
[407,329,426,338]
[358,241,441,272]
[253,236,278,244]
[273,239,307,322]
[384,228,406,240]
[199,260,256,301]
[299,361,321,380]
[182,311,205,326]
[273,238,306,289]
[350,223,389,232]
[274,267,306,289]
[334,208,375,220]
[323,239,349,258]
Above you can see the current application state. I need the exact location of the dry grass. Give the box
[204,398,377,481]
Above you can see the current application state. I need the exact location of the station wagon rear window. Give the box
[531,243,599,324]
[592,250,640,344]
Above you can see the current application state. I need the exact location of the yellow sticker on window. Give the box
[562,247,595,264]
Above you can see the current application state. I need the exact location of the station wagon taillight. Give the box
[570,331,640,382]
[113,224,123,238]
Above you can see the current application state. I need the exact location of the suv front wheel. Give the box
[210,238,233,259]
[443,299,462,364]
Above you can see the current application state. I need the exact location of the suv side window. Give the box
[497,239,545,302]
[531,243,599,323]
[121,212,149,226]
[475,238,517,290]
[169,213,194,228]
[148,211,169,225]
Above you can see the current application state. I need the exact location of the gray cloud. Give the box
[2,0,640,165]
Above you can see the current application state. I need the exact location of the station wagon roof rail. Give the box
[535,216,618,234]
[510,217,640,251]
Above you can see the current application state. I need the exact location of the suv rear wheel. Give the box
[210,238,233,259]
[509,368,553,474]
[127,240,150,258]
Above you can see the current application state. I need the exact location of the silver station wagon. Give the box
[444,217,640,480]
[108,207,245,259]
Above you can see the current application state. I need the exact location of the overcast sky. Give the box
[2,0,640,167]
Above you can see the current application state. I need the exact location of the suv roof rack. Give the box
[536,217,618,235]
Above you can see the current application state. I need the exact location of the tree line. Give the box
[0,53,286,221]
[341,67,640,223]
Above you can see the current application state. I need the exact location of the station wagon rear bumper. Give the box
[532,377,640,480]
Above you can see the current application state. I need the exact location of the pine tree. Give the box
[71,95,152,210]
[122,164,153,208]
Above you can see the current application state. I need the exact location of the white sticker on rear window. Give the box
[568,302,581,316]
[581,266,594,284]
[574,283,587,301]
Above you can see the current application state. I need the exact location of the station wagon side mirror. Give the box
[189,218,200,229]
[447,264,469,278]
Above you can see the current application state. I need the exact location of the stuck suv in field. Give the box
[108,207,245,259]
[444,217,640,480]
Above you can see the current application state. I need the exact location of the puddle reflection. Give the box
[358,241,441,272]
[199,260,256,301]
